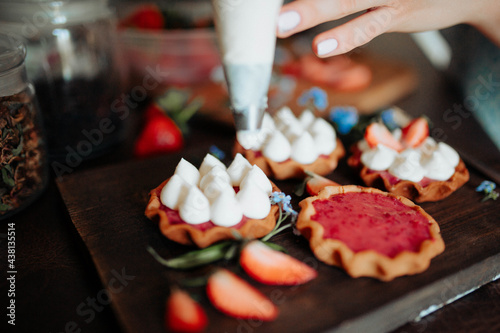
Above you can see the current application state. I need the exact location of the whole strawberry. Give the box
[134,89,202,158]
[133,110,184,157]
[120,5,164,30]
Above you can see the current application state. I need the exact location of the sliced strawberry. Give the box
[240,241,317,285]
[305,171,340,196]
[401,117,429,148]
[134,114,184,158]
[364,122,404,152]
[165,289,208,333]
[206,269,278,321]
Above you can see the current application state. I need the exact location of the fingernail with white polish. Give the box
[317,39,338,56]
[278,11,300,33]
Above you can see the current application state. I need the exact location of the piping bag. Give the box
[211,0,283,149]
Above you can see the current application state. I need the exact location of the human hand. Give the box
[276,0,500,57]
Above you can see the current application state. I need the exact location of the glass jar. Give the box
[0,0,128,162]
[0,33,48,220]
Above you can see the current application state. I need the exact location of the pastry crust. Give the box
[360,159,469,203]
[145,180,280,248]
[297,185,445,281]
[350,152,469,202]
[234,138,345,180]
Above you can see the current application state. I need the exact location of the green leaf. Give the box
[175,97,204,125]
[147,241,235,270]
[223,242,240,261]
[157,89,187,113]
[1,168,15,187]
[12,136,23,156]
[260,241,288,254]
[4,165,13,176]
[0,203,12,211]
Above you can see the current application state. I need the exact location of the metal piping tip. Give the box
[233,105,266,150]
[232,104,265,131]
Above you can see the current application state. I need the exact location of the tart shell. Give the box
[297,185,445,281]
[358,159,469,203]
[145,180,281,248]
[234,138,345,180]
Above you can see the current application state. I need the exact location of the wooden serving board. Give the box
[192,53,418,126]
[57,128,499,333]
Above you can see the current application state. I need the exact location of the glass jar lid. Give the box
[0,33,28,97]
[0,33,26,74]
[0,0,113,27]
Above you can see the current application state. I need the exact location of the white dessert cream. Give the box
[360,144,398,171]
[257,106,338,164]
[360,136,460,182]
[161,154,273,226]
[212,0,284,149]
[227,153,253,186]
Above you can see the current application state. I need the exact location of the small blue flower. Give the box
[380,108,399,131]
[270,192,296,215]
[329,106,359,134]
[476,181,496,193]
[209,145,225,160]
[283,202,297,216]
[270,192,287,205]
[298,87,328,111]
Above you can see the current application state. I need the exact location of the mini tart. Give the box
[297,185,445,281]
[233,138,345,180]
[145,180,280,248]
[348,147,469,203]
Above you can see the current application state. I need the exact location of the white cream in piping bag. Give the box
[212,0,284,150]
[160,154,272,226]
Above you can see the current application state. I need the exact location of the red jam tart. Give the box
[234,138,345,180]
[348,143,469,203]
[145,179,280,248]
[297,185,445,281]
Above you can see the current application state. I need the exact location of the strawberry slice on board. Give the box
[401,117,429,148]
[305,171,340,196]
[133,114,184,158]
[240,241,317,286]
[165,289,208,333]
[364,122,404,152]
[206,269,278,321]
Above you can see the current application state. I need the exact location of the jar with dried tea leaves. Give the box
[0,34,48,220]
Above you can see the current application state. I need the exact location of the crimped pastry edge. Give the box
[234,138,345,180]
[145,180,280,248]
[359,159,469,203]
[297,185,445,281]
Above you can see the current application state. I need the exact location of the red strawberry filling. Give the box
[367,169,434,187]
[311,192,433,258]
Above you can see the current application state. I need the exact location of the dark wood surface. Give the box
[55,123,499,333]
[1,33,499,333]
